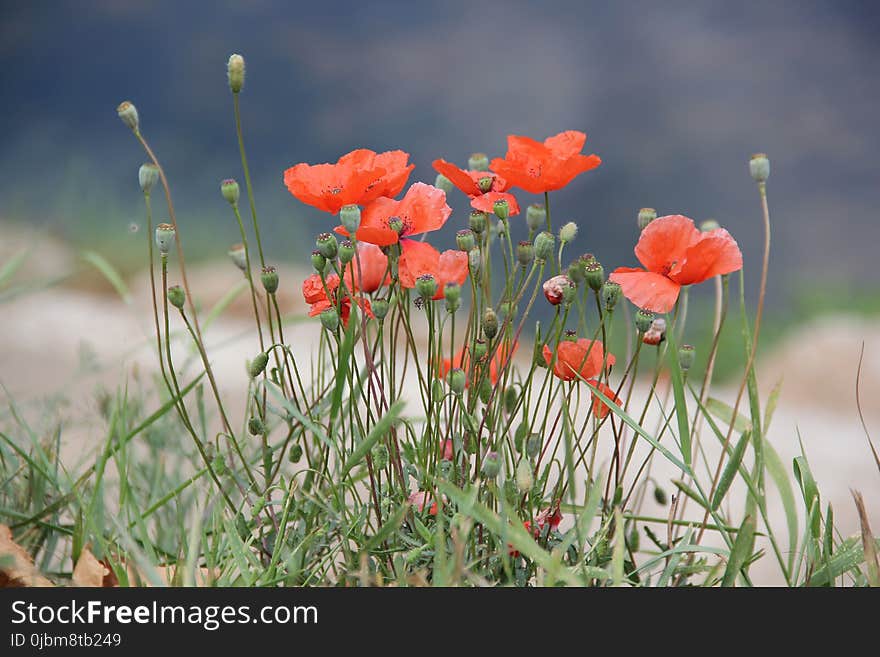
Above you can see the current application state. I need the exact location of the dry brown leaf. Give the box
[0,524,53,587]
[852,490,879,587]
[72,546,116,587]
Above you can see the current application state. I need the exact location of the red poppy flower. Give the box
[489,130,601,194]
[609,215,743,313]
[283,149,414,214]
[587,380,621,419]
[342,242,390,294]
[438,341,518,387]
[542,339,615,382]
[441,439,454,461]
[431,159,521,217]
[301,273,373,327]
[542,274,572,306]
[511,506,563,556]
[408,491,438,515]
[397,239,468,300]
[335,182,452,247]
[469,191,521,216]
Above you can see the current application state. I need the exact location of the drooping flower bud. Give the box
[228,243,247,272]
[311,250,327,273]
[316,232,338,259]
[448,368,466,395]
[642,317,667,346]
[533,231,555,262]
[339,204,361,235]
[559,221,578,243]
[481,451,500,478]
[584,261,604,291]
[526,433,541,459]
[678,344,695,371]
[543,275,571,306]
[431,379,444,404]
[526,204,546,232]
[468,248,481,277]
[468,152,489,171]
[499,301,517,321]
[638,207,657,231]
[517,241,534,267]
[482,308,499,340]
[338,240,355,265]
[415,274,438,300]
[477,176,493,193]
[700,218,720,232]
[248,416,265,436]
[602,280,622,311]
[654,486,668,505]
[473,339,488,361]
[116,101,139,131]
[444,283,461,313]
[138,163,159,194]
[515,458,534,493]
[749,153,770,183]
[434,173,454,195]
[479,378,492,404]
[493,198,509,220]
[319,308,339,331]
[634,308,655,333]
[288,444,303,463]
[372,298,390,320]
[456,229,476,252]
[562,279,577,305]
[221,178,240,205]
[155,223,175,256]
[248,352,269,378]
[469,210,488,234]
[261,265,279,294]
[167,285,185,309]
[227,54,245,93]
[504,385,518,414]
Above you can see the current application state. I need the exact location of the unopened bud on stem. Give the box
[116,101,139,131]
[227,54,245,93]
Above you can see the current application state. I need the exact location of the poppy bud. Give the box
[499,301,517,321]
[526,204,546,232]
[477,176,493,193]
[699,218,720,232]
[482,307,499,340]
[155,223,175,256]
[585,261,604,291]
[479,377,492,404]
[444,283,461,313]
[228,243,247,272]
[562,279,577,305]
[559,221,578,243]
[248,416,265,436]
[642,317,667,346]
[316,232,338,259]
[504,386,518,414]
[494,218,508,238]
[468,152,489,171]
[517,241,534,267]
[533,231,555,262]
[387,216,405,234]
[416,274,438,300]
[431,379,445,404]
[468,248,481,277]
[221,178,240,205]
[261,265,279,294]
[481,451,500,478]
[167,285,185,309]
[469,210,488,234]
[602,281,621,311]
[227,53,245,93]
[515,458,534,493]
[248,352,269,378]
[339,204,361,235]
[319,308,339,331]
[678,344,695,371]
[473,339,488,361]
[634,308,654,333]
[526,433,541,459]
[116,101,139,131]
[434,173,454,195]
[371,443,389,469]
[543,274,571,306]
[638,207,657,231]
[654,485,668,505]
[493,198,510,220]
[372,298,390,320]
[514,422,528,451]
[456,229,476,252]
[288,444,303,463]
[448,368,466,395]
[749,153,770,183]
[338,240,355,265]
[311,250,327,273]
[139,163,159,194]
[562,329,578,342]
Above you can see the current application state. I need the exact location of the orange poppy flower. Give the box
[301,273,373,326]
[609,215,743,313]
[431,159,521,217]
[283,149,414,214]
[342,242,390,294]
[335,182,452,247]
[542,339,615,382]
[489,130,601,194]
[587,380,621,419]
[438,341,518,387]
[397,239,468,300]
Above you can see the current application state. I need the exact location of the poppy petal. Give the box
[469,191,521,216]
[634,215,702,274]
[669,229,743,285]
[432,159,480,196]
[434,250,469,298]
[397,182,453,237]
[398,239,439,288]
[543,130,587,158]
[609,267,681,313]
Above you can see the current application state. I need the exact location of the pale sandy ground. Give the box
[1,227,878,585]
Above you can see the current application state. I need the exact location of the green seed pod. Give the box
[371,443,389,470]
[260,265,279,294]
[138,163,160,194]
[456,229,476,252]
[434,173,454,195]
[468,152,489,171]
[479,377,492,404]
[167,285,186,309]
[559,221,578,243]
[473,339,488,361]
[585,261,604,291]
[248,416,265,436]
[700,218,720,232]
[288,444,303,463]
[654,486,668,506]
[448,368,466,395]
[221,178,240,205]
[526,203,546,232]
[444,283,461,313]
[749,152,770,183]
[228,243,247,272]
[338,240,355,265]
[116,100,139,131]
[248,352,269,378]
[227,53,245,93]
[562,329,578,342]
[482,307,499,340]
[602,280,622,311]
[155,223,176,256]
[634,308,655,333]
[387,216,405,234]
[515,458,534,493]
[526,433,541,459]
[372,298,390,321]
[481,451,500,478]
[504,386,518,414]
[477,176,493,193]
[469,210,488,234]
[339,204,361,235]
[493,198,510,220]
[416,274,438,300]
[533,231,555,262]
[517,241,534,267]
[319,308,339,331]
[638,207,657,231]
[311,250,327,273]
[678,344,695,371]
[316,232,338,260]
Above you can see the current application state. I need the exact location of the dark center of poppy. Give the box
[387,215,411,235]
[661,260,678,276]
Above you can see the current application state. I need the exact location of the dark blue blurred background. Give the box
[2,0,878,307]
